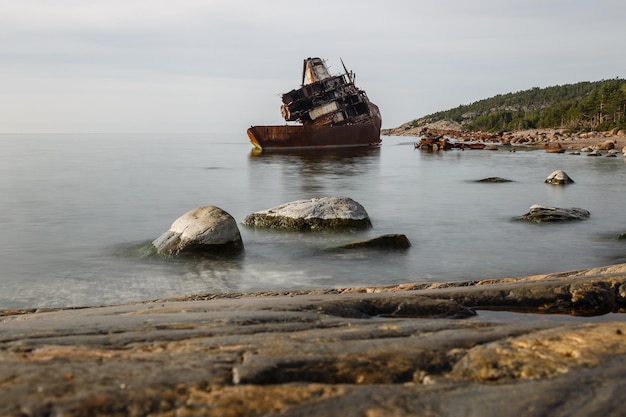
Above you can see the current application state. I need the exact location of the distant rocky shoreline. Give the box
[383,122,626,151]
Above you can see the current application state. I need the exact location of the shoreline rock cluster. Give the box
[1,263,626,416]
[383,124,626,151]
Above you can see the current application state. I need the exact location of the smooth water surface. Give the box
[2,133,626,308]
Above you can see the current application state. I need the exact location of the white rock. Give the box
[545,170,574,185]
[153,206,243,256]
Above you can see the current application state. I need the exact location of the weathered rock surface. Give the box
[2,264,626,416]
[518,204,590,223]
[243,197,372,230]
[339,234,411,250]
[152,206,243,256]
[545,170,574,185]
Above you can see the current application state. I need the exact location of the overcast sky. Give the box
[2,0,625,133]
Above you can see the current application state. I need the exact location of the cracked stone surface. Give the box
[2,264,626,416]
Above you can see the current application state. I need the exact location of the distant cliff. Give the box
[384,79,626,136]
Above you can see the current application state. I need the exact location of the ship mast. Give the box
[340,58,355,84]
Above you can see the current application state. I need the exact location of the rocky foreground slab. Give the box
[2,264,626,416]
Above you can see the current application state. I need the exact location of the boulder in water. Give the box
[152,206,243,256]
[243,197,372,230]
[518,204,590,223]
[340,234,411,250]
[545,170,574,185]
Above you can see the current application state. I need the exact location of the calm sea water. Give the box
[2,133,626,309]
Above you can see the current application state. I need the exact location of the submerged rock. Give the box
[475,177,513,183]
[518,204,590,223]
[545,170,574,185]
[243,197,372,230]
[152,206,243,256]
[340,234,411,250]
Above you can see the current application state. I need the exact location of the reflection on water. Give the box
[248,146,381,196]
[249,145,381,160]
[249,146,380,177]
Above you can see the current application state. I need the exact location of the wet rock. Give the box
[340,234,411,250]
[517,204,590,223]
[545,170,574,185]
[588,149,602,156]
[243,197,372,230]
[152,206,243,256]
[2,266,626,416]
[475,177,513,183]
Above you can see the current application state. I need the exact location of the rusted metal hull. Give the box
[248,122,381,150]
[248,103,382,150]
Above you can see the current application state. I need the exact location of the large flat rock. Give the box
[2,264,626,416]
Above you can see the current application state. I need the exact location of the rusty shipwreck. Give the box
[247,57,382,150]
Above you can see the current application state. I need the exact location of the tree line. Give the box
[412,79,626,133]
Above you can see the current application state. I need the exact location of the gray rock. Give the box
[518,204,590,223]
[152,206,243,256]
[243,197,372,230]
[545,170,574,185]
[340,234,411,250]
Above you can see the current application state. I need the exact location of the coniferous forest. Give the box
[411,79,626,133]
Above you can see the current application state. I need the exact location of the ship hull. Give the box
[248,58,382,150]
[247,120,381,150]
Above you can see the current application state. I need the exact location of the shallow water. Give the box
[1,133,626,308]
